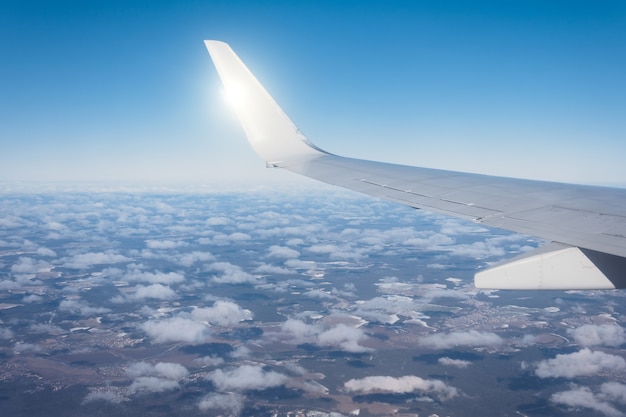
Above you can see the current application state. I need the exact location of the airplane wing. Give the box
[204,40,626,290]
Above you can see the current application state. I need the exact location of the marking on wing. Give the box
[360,179,433,198]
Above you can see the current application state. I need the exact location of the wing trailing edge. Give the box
[205,40,626,290]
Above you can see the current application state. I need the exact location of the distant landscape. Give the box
[1,190,625,417]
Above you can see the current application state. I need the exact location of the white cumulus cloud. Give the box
[129,376,180,393]
[281,319,371,353]
[126,362,189,392]
[438,357,472,368]
[63,251,130,269]
[208,364,288,391]
[568,324,626,347]
[127,361,189,380]
[536,348,626,378]
[176,251,214,267]
[344,375,458,401]
[190,300,253,326]
[132,284,177,300]
[0,327,14,339]
[551,385,625,417]
[11,257,52,274]
[198,392,244,415]
[267,245,300,259]
[145,239,187,249]
[141,317,211,344]
[209,262,260,284]
[124,270,185,284]
[318,324,372,353]
[59,299,111,316]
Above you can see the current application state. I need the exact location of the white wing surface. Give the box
[205,40,626,290]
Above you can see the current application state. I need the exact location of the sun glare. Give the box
[221,82,247,109]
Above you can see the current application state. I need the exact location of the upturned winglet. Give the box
[204,40,328,167]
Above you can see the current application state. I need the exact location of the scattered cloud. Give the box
[198,392,245,415]
[124,269,185,284]
[352,294,426,325]
[254,263,294,275]
[0,327,14,339]
[1,190,622,415]
[36,247,57,257]
[602,382,626,404]
[126,362,189,393]
[28,323,65,334]
[230,345,251,359]
[132,284,177,300]
[129,376,180,393]
[176,251,214,267]
[190,300,253,326]
[63,251,130,269]
[419,330,503,349]
[195,355,225,367]
[280,319,371,353]
[568,324,626,347]
[59,299,111,316]
[209,262,260,284]
[14,342,42,353]
[281,318,322,340]
[146,239,187,249]
[227,232,251,241]
[208,364,288,391]
[318,324,372,353]
[267,245,300,259]
[82,391,126,404]
[551,384,626,417]
[445,240,506,259]
[404,233,454,248]
[307,243,365,261]
[10,257,52,274]
[536,348,626,378]
[127,361,189,380]
[205,216,231,226]
[140,317,211,344]
[344,375,458,401]
[438,357,472,368]
[22,294,43,303]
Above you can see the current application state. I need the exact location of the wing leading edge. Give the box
[205,40,626,290]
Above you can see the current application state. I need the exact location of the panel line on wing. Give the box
[360,179,433,198]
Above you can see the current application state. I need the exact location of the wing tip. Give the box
[205,39,327,165]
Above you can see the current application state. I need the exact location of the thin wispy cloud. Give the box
[419,330,503,350]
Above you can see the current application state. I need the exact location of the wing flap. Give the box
[476,243,626,290]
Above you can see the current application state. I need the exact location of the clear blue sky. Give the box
[1,0,625,187]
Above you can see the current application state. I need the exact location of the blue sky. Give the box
[1,0,625,187]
